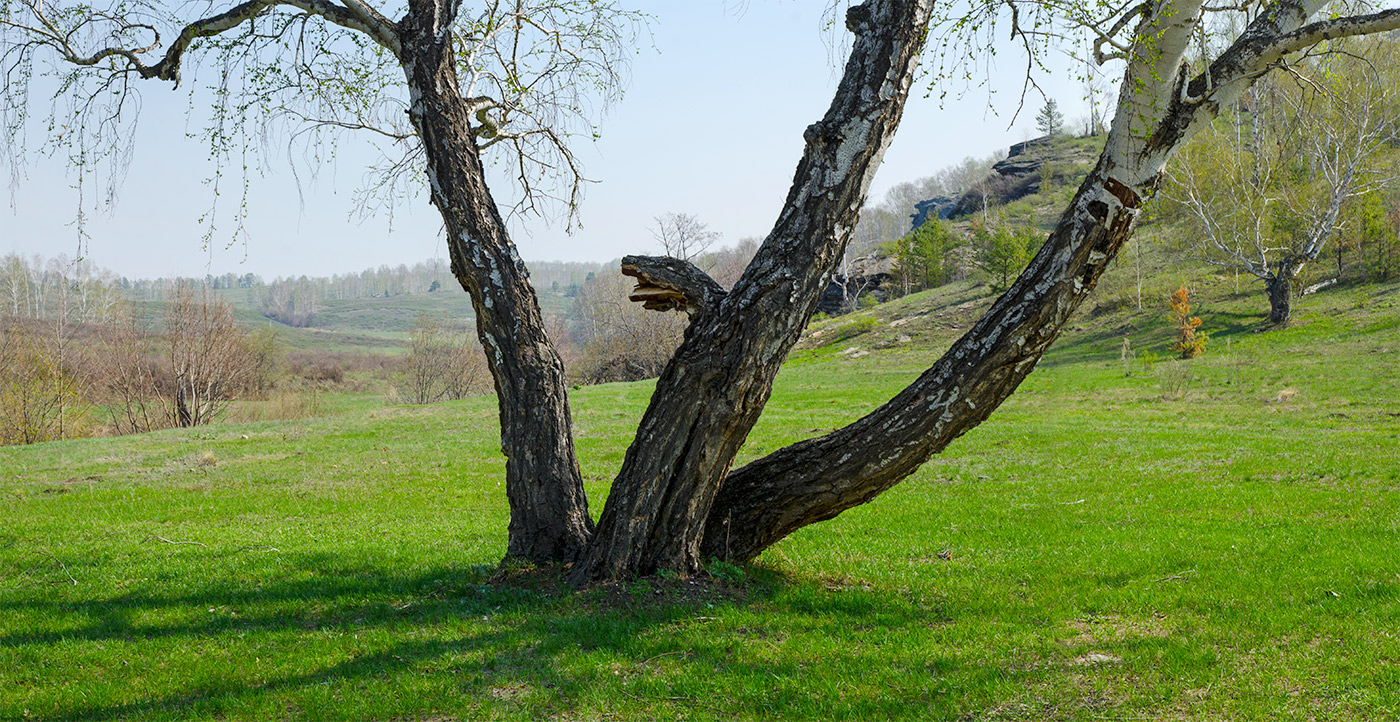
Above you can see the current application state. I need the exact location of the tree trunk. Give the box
[571,0,934,582]
[703,166,1149,561]
[398,0,592,563]
[1267,267,1295,325]
[698,0,1225,562]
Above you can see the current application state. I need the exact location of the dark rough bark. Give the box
[572,0,934,583]
[397,0,592,563]
[703,167,1151,562]
[1267,265,1296,325]
[175,388,193,428]
[620,256,727,316]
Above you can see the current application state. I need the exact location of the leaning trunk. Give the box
[398,3,592,563]
[702,0,1212,563]
[704,166,1149,561]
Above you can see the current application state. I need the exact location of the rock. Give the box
[910,195,957,228]
[940,134,1102,220]
[819,253,898,316]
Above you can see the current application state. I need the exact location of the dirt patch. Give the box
[480,561,759,614]
[1064,613,1173,646]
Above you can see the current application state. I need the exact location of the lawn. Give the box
[3,282,1399,720]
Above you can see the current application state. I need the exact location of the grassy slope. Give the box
[210,284,576,355]
[3,268,1399,719]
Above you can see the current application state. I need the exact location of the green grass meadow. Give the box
[4,280,1400,720]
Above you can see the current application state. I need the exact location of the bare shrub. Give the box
[292,357,345,384]
[224,385,325,423]
[572,270,685,384]
[97,289,260,431]
[395,314,490,404]
[1158,359,1194,400]
[243,327,284,397]
[95,302,169,435]
[164,286,258,426]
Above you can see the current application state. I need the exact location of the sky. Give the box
[1,2,1092,281]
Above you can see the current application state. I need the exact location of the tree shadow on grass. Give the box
[1,553,1022,720]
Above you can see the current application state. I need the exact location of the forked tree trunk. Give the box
[571,0,934,582]
[11,0,1400,587]
[398,0,592,563]
[390,0,1400,581]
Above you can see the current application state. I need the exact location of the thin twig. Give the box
[154,535,209,548]
[1153,569,1197,583]
[621,690,722,714]
[227,545,281,554]
[639,650,688,666]
[35,550,78,586]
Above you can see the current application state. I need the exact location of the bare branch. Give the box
[619,255,726,317]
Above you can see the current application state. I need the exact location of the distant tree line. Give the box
[1,254,119,324]
[249,258,603,326]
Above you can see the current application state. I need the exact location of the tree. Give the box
[972,219,1040,292]
[165,286,258,427]
[1161,42,1400,324]
[98,301,166,435]
[650,213,721,265]
[888,217,954,294]
[1168,286,1206,359]
[5,0,1400,583]
[573,268,685,384]
[1380,191,1400,281]
[1081,44,1110,136]
[1035,98,1064,137]
[397,314,488,404]
[0,321,89,445]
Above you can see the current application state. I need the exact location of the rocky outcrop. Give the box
[944,135,1097,220]
[910,195,957,228]
[819,254,897,316]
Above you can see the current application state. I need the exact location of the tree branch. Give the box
[1186,6,1400,107]
[619,255,726,317]
[144,0,400,85]
[2,0,404,86]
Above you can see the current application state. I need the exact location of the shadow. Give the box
[1203,309,1275,339]
[1037,307,1274,369]
[3,554,1011,720]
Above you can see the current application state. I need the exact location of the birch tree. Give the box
[4,0,1400,582]
[1162,41,1400,323]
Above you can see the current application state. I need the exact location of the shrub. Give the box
[0,322,91,445]
[1159,359,1194,399]
[1168,286,1207,359]
[395,314,489,404]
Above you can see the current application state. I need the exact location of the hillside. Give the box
[207,273,581,353]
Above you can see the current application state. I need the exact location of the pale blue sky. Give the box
[2,2,1089,280]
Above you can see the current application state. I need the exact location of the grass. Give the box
[4,273,1400,720]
